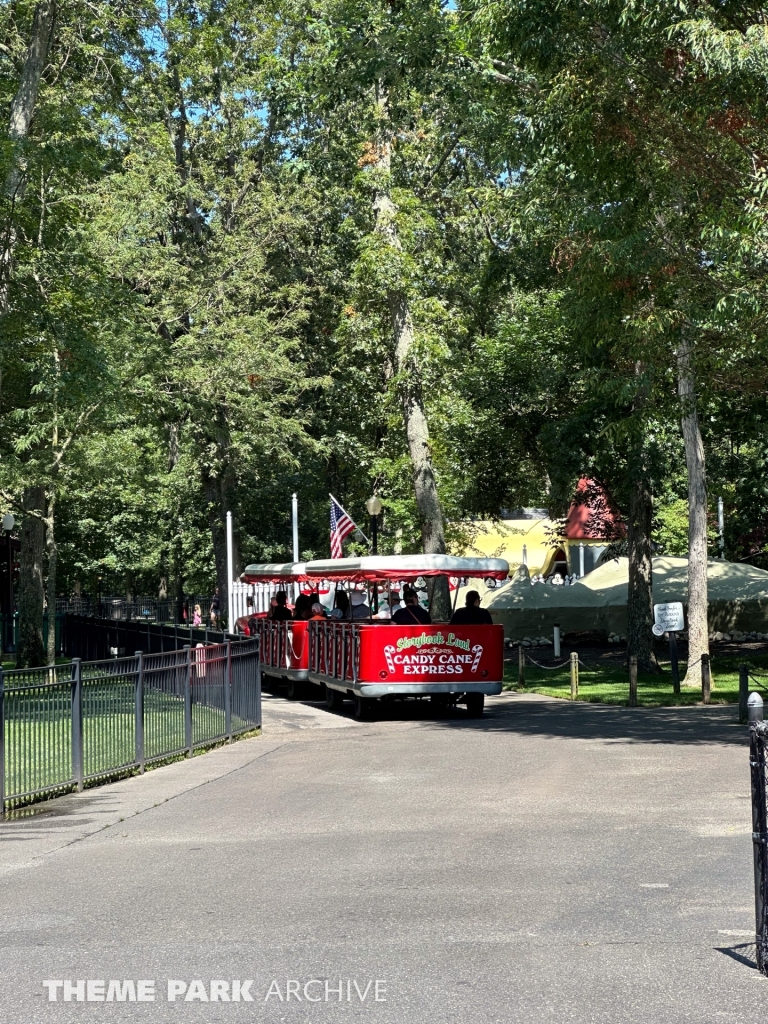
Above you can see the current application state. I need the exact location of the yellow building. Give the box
[457,485,622,579]
[457,509,565,576]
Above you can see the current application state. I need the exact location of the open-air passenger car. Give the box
[237,555,508,719]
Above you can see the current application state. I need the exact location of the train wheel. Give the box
[286,678,302,701]
[465,693,484,718]
[353,694,376,721]
[430,693,450,715]
[325,685,344,711]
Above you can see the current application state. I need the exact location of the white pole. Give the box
[718,496,725,559]
[292,493,299,562]
[579,543,585,578]
[522,543,528,567]
[226,510,234,631]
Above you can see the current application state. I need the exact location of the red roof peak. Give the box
[564,478,625,540]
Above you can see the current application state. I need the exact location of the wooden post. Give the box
[518,644,525,688]
[669,631,680,695]
[570,651,579,700]
[702,652,711,705]
[629,654,638,707]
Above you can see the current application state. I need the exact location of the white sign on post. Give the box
[653,602,685,634]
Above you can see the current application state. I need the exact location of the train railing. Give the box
[257,620,309,673]
[307,621,360,683]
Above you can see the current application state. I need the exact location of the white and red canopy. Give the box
[240,562,309,584]
[242,554,509,585]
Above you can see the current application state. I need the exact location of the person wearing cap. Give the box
[392,587,431,625]
[309,602,327,620]
[450,590,493,625]
[349,590,370,620]
[375,590,401,620]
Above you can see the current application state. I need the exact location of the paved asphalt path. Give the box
[0,688,763,1023]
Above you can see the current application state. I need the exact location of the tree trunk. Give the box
[371,85,451,621]
[166,424,185,622]
[626,362,659,674]
[16,485,46,668]
[3,7,58,667]
[676,336,709,686]
[1,2,56,302]
[626,468,658,673]
[202,459,240,625]
[45,487,56,663]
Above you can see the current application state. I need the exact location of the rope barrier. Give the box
[748,673,768,696]
[522,651,587,671]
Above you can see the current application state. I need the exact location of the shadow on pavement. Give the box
[715,943,757,970]
[433,696,749,747]
[269,685,749,747]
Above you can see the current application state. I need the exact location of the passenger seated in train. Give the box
[293,593,313,620]
[349,589,370,620]
[450,590,493,625]
[375,590,401,620]
[330,590,350,620]
[269,591,293,621]
[392,587,432,626]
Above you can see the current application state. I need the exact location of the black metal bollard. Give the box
[739,665,749,724]
[748,694,768,975]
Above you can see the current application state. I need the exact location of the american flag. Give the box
[330,495,356,558]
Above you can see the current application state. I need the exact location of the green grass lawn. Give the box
[504,652,768,707]
[2,656,70,670]
[3,688,255,808]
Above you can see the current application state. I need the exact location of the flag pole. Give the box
[329,493,370,545]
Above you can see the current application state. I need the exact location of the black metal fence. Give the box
[749,694,768,975]
[54,595,222,624]
[1,612,65,658]
[62,614,237,661]
[0,635,260,817]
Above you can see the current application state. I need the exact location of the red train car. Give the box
[239,555,508,718]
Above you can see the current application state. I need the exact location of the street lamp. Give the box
[365,495,383,555]
[365,496,383,613]
[3,513,15,654]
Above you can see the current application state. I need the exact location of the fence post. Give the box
[518,644,525,688]
[71,658,84,792]
[0,667,5,820]
[256,635,262,730]
[702,653,711,705]
[184,645,193,757]
[553,623,561,660]
[225,639,232,742]
[748,710,768,975]
[629,654,638,707]
[570,652,579,700]
[135,651,145,774]
[739,665,749,724]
